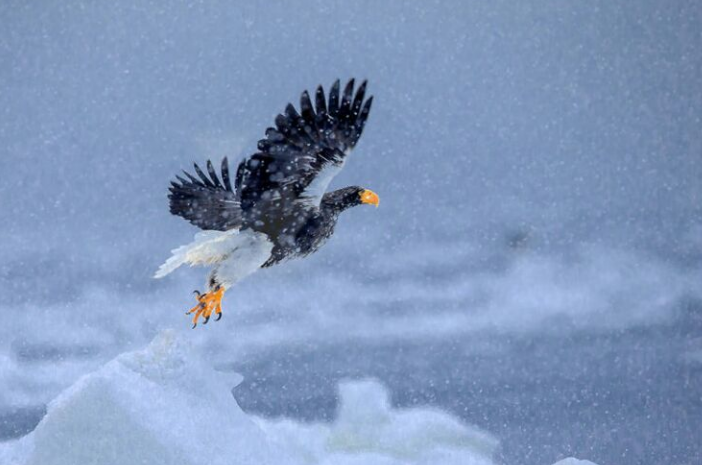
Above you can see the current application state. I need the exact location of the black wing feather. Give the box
[206,160,222,188]
[193,163,215,188]
[183,170,200,185]
[300,90,316,125]
[235,79,374,220]
[166,80,374,234]
[221,157,233,192]
[351,80,366,116]
[168,157,242,231]
[339,79,354,122]
[328,79,340,118]
[315,85,327,116]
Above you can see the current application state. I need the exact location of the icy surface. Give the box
[551,459,599,465]
[259,379,498,465]
[1,331,498,465]
[3,331,283,465]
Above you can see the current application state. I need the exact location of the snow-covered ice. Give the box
[260,378,498,465]
[1,330,284,465]
[551,459,599,465]
[0,330,500,465]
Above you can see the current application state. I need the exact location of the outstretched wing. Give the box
[235,79,374,216]
[168,157,242,231]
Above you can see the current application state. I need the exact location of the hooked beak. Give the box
[360,189,380,207]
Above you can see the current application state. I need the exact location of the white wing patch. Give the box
[300,159,346,206]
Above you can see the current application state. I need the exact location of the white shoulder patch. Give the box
[300,160,345,206]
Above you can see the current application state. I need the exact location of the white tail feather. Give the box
[153,249,189,278]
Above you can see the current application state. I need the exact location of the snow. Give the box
[1,0,700,462]
[1,330,499,465]
[260,379,498,465]
[551,459,599,465]
[3,330,283,465]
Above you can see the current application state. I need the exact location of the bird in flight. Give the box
[155,79,378,327]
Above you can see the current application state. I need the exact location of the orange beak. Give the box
[360,189,380,207]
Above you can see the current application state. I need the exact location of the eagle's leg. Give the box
[187,285,225,328]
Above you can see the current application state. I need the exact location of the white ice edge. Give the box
[1,329,504,465]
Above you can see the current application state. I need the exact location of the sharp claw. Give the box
[185,288,225,328]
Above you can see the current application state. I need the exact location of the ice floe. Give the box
[1,330,500,465]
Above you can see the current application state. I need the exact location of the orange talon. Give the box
[214,303,223,321]
[186,302,203,315]
[191,305,206,328]
[187,287,225,328]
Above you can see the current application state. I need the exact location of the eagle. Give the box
[155,79,378,328]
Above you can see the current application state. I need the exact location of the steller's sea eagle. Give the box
[155,79,378,327]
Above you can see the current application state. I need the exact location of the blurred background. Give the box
[1,1,701,464]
